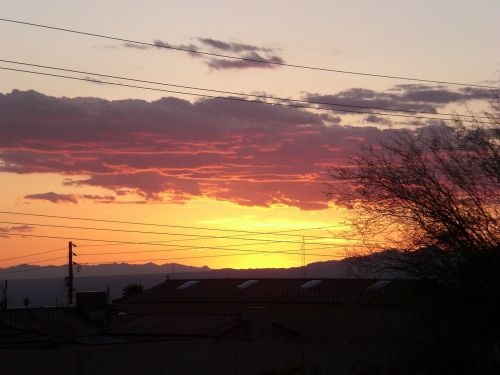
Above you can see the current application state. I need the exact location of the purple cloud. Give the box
[207,52,284,71]
[23,191,116,204]
[306,85,495,118]
[0,88,487,210]
[24,192,78,204]
[198,38,275,53]
[122,37,284,70]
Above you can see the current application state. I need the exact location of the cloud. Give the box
[23,191,115,204]
[0,225,34,233]
[80,194,116,203]
[24,192,78,204]
[152,40,201,54]
[122,37,284,70]
[306,85,495,118]
[0,88,487,210]
[364,115,392,125]
[0,225,35,238]
[123,42,149,50]
[207,52,284,71]
[198,38,275,53]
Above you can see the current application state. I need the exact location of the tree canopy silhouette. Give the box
[329,106,499,286]
[122,283,144,299]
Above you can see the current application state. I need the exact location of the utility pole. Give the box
[67,241,77,305]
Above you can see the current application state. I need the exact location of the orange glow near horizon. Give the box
[0,172,356,271]
[1,1,496,273]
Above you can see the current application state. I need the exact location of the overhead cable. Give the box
[0,210,348,239]
[0,66,480,123]
[0,59,491,119]
[0,220,358,246]
[0,18,496,89]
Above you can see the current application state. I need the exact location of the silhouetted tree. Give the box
[328,106,499,287]
[121,283,143,299]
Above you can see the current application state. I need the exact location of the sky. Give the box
[0,0,498,272]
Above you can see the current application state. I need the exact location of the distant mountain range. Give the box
[0,262,210,280]
[0,251,410,308]
[1,251,405,281]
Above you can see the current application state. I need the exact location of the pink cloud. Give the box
[0,89,424,210]
[0,225,35,238]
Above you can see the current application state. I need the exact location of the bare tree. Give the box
[328,107,499,285]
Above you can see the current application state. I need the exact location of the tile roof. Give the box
[0,323,57,345]
[0,307,101,341]
[119,278,439,306]
[110,313,242,337]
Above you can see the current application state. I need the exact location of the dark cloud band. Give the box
[0,87,486,209]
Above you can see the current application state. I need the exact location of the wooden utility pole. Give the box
[67,241,76,305]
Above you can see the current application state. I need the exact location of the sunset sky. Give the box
[0,0,498,271]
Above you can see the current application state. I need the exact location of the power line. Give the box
[0,210,348,239]
[0,246,66,262]
[0,264,61,276]
[0,249,344,276]
[0,59,490,119]
[73,234,380,251]
[76,247,345,259]
[73,232,389,248]
[79,252,271,266]
[0,220,357,246]
[0,18,496,90]
[74,235,350,253]
[0,224,363,274]
[0,66,468,123]
[0,213,389,253]
[0,255,67,273]
[3,232,348,257]
[26,255,67,264]
[79,251,344,266]
[0,247,347,275]
[75,238,375,252]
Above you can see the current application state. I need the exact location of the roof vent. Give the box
[177,280,199,290]
[300,280,322,289]
[367,280,391,290]
[237,280,259,289]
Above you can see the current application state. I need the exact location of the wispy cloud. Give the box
[306,84,495,124]
[122,36,284,70]
[198,38,275,54]
[207,52,284,71]
[24,192,78,204]
[0,225,35,238]
[24,191,115,204]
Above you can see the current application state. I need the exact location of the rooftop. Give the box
[110,313,242,338]
[0,307,101,345]
[118,278,438,306]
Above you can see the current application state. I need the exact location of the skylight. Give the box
[177,280,199,290]
[237,280,259,289]
[300,280,322,289]
[367,280,391,290]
